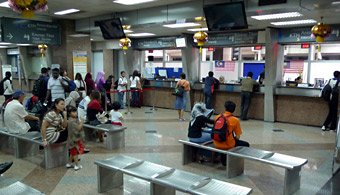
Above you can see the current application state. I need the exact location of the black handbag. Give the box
[172,86,184,97]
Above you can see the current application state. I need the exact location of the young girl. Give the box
[66,106,85,171]
[109,101,123,126]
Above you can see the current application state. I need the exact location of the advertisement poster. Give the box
[73,51,87,78]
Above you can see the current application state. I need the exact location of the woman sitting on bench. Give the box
[187,102,214,143]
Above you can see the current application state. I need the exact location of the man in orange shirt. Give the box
[213,101,249,166]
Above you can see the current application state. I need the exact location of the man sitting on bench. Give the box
[213,101,249,166]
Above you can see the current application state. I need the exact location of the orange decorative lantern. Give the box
[38,44,48,57]
[193,31,208,53]
[311,22,331,42]
[119,37,131,54]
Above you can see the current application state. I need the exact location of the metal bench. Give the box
[0,181,44,195]
[95,155,252,195]
[179,139,308,195]
[0,129,68,169]
[83,123,126,150]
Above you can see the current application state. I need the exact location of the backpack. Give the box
[63,78,77,92]
[321,80,339,102]
[0,78,7,95]
[172,86,184,97]
[211,114,231,142]
[32,77,45,96]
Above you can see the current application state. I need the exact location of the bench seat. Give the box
[179,139,308,195]
[95,155,252,195]
[83,123,126,150]
[0,129,68,169]
[0,181,44,195]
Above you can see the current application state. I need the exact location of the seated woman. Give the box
[188,102,214,143]
[41,98,68,146]
[87,90,105,142]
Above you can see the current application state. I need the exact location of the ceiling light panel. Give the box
[54,9,80,15]
[332,1,340,5]
[124,30,134,33]
[251,12,302,20]
[0,42,12,45]
[163,22,200,28]
[271,19,317,26]
[128,33,155,37]
[113,0,154,5]
[187,28,208,32]
[0,1,9,8]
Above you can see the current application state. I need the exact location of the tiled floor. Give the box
[0,106,339,195]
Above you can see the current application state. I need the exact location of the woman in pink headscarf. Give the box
[95,72,106,107]
[85,73,95,95]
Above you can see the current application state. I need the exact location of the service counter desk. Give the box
[143,80,331,126]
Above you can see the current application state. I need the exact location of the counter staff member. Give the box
[240,72,258,120]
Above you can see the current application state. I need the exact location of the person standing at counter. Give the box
[240,72,258,120]
[118,71,128,109]
[322,71,340,131]
[175,73,190,121]
[203,71,219,109]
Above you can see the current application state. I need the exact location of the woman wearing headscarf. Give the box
[65,91,80,108]
[187,102,214,143]
[84,73,95,96]
[95,72,106,107]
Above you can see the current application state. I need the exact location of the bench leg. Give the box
[106,131,125,150]
[151,183,175,195]
[284,168,301,195]
[97,166,123,193]
[83,127,96,141]
[182,144,195,165]
[0,135,15,154]
[226,155,244,178]
[43,144,68,169]
[15,139,39,158]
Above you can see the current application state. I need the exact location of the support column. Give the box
[103,49,114,76]
[182,37,200,111]
[264,28,284,122]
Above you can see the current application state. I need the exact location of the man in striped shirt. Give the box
[45,68,67,104]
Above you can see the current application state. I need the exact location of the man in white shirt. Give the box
[45,68,66,104]
[117,71,128,109]
[4,90,40,134]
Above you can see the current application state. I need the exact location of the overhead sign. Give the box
[278,25,340,43]
[1,17,61,45]
[132,37,177,49]
[204,31,258,46]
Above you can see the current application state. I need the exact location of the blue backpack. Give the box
[63,78,77,92]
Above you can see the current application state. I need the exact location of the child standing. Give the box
[109,101,123,126]
[66,106,85,171]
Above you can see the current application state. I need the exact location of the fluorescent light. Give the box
[0,1,9,8]
[0,46,8,48]
[251,12,302,20]
[0,42,12,45]
[124,29,134,33]
[163,22,200,28]
[69,34,90,37]
[187,28,208,32]
[271,19,317,26]
[113,0,154,5]
[17,44,32,46]
[332,1,340,5]
[54,9,80,15]
[128,33,155,37]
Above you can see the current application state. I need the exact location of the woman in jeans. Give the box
[175,73,190,121]
[41,98,68,146]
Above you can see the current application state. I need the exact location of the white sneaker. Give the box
[66,163,73,168]
[321,126,326,131]
[74,165,82,171]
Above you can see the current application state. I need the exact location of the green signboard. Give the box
[204,31,259,46]
[132,37,177,49]
[278,25,340,43]
[1,17,61,45]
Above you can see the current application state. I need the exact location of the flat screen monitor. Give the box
[158,69,167,78]
[95,18,125,39]
[204,2,248,31]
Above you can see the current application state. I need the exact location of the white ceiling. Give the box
[1,0,340,41]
